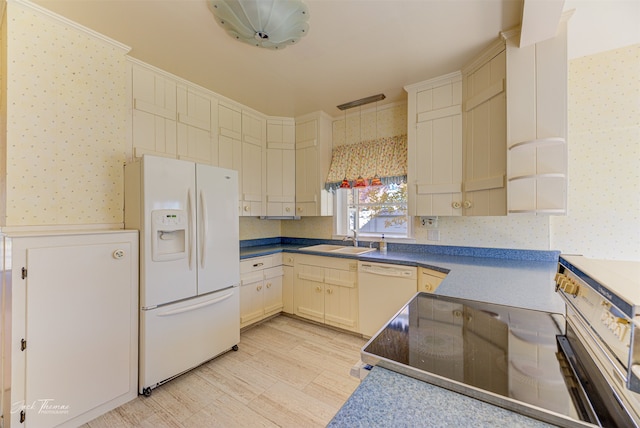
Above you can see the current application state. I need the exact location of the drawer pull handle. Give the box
[253,262,264,268]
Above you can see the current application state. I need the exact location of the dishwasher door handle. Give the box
[360,264,413,278]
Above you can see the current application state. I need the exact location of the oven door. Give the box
[557,312,640,427]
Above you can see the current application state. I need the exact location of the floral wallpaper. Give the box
[3,1,130,227]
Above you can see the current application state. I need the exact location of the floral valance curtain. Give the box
[325,134,407,191]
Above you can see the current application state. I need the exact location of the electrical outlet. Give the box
[421,216,438,228]
[427,229,440,241]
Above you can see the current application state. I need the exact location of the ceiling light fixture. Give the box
[208,0,310,50]
[337,93,386,111]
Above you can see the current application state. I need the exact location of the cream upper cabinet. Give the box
[294,111,333,217]
[241,110,266,216]
[406,72,463,216]
[176,84,214,164]
[462,43,508,216]
[266,118,296,216]
[218,101,243,210]
[461,16,569,216]
[131,61,178,158]
[131,60,217,165]
[504,17,569,215]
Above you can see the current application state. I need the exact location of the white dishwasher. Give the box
[358,261,417,337]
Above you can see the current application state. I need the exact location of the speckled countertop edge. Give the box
[328,367,557,428]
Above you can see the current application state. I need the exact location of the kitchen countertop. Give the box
[241,238,568,426]
[328,366,556,427]
[240,239,564,313]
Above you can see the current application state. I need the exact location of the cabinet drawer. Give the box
[264,266,284,280]
[240,255,275,274]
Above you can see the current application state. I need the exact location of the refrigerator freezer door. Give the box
[196,164,240,295]
[139,287,240,393]
[142,156,197,307]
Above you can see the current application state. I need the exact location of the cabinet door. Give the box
[132,66,178,158]
[176,86,213,164]
[413,77,463,216]
[263,266,284,316]
[295,141,318,216]
[266,146,296,216]
[24,240,136,427]
[293,263,325,323]
[240,271,265,328]
[282,264,294,314]
[463,50,507,216]
[418,268,447,293]
[241,112,265,216]
[218,103,243,210]
[324,266,358,332]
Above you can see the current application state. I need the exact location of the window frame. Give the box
[334,184,412,240]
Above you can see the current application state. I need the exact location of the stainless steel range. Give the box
[361,255,640,427]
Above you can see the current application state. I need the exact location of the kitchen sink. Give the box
[299,244,346,252]
[299,244,377,255]
[331,247,377,255]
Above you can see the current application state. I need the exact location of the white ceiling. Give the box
[31,0,640,118]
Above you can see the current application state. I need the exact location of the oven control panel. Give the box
[555,270,632,363]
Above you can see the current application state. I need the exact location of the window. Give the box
[335,182,410,239]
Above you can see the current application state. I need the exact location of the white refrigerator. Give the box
[125,155,240,395]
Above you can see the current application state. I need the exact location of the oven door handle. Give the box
[556,336,602,425]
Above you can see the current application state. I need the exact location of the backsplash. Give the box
[3,1,129,226]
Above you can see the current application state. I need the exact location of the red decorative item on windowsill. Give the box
[354,176,367,188]
[370,174,382,186]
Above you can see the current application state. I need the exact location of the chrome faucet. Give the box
[343,229,358,247]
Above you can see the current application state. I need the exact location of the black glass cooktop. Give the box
[361,293,586,427]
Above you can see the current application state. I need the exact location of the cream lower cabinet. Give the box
[418,267,448,293]
[240,254,283,328]
[282,253,295,314]
[1,231,139,428]
[293,255,358,333]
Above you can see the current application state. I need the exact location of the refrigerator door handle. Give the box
[187,188,195,271]
[156,290,235,317]
[200,189,208,269]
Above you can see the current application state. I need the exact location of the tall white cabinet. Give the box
[462,18,569,216]
[266,118,296,217]
[504,18,569,215]
[241,110,267,217]
[1,231,139,428]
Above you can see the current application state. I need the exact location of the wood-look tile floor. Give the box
[83,316,366,428]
